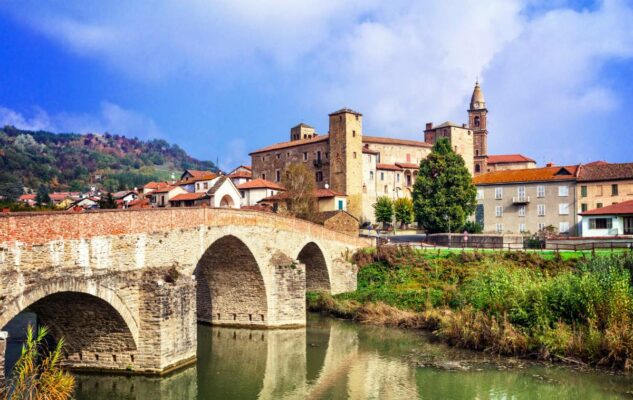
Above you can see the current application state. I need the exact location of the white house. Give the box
[579,200,633,237]
[237,178,284,207]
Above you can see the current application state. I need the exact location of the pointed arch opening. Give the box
[194,235,269,326]
[297,242,331,293]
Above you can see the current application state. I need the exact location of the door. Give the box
[624,217,633,235]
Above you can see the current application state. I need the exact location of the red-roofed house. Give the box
[579,200,633,237]
[486,154,536,172]
[18,194,37,207]
[259,187,347,213]
[237,178,284,207]
[227,165,253,187]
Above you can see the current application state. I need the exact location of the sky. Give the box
[0,0,632,171]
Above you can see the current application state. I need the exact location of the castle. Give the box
[250,82,535,223]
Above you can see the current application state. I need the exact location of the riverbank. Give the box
[308,247,633,370]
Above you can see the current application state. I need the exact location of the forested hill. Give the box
[0,125,217,199]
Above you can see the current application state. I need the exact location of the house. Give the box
[576,162,633,215]
[143,181,171,196]
[170,176,241,208]
[150,186,188,207]
[178,172,218,193]
[486,154,536,172]
[473,165,580,235]
[259,187,348,213]
[236,178,284,207]
[18,194,37,207]
[68,197,99,210]
[579,200,633,237]
[112,190,138,206]
[127,198,151,209]
[227,165,253,187]
[180,169,213,181]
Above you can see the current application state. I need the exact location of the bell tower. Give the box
[468,81,488,175]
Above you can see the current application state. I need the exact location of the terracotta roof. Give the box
[487,154,536,164]
[183,169,212,178]
[144,181,171,190]
[395,162,419,169]
[580,200,633,216]
[237,178,285,190]
[178,173,218,185]
[169,192,207,202]
[19,194,36,201]
[250,135,329,155]
[578,162,633,182]
[151,185,179,194]
[228,170,253,179]
[362,147,379,155]
[127,198,150,208]
[584,160,609,166]
[363,136,431,148]
[377,164,403,171]
[473,165,579,185]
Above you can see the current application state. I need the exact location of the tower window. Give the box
[353,152,357,159]
[474,116,480,127]
[352,130,356,137]
[303,152,308,161]
[475,164,481,173]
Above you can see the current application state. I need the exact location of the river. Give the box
[59,314,632,399]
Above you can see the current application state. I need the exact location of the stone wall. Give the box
[0,208,368,374]
[0,331,6,383]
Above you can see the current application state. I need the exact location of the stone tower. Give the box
[468,81,488,175]
[328,108,363,219]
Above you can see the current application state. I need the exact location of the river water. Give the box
[67,314,633,399]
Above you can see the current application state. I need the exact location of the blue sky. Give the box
[1,0,632,170]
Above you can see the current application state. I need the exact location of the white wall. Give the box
[211,179,241,209]
[581,216,621,237]
[242,188,280,207]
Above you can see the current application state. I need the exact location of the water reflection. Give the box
[74,315,632,400]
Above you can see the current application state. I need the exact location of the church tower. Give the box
[468,81,488,175]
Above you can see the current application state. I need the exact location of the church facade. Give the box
[250,83,533,223]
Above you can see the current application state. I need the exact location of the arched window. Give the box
[474,116,480,127]
[475,164,481,173]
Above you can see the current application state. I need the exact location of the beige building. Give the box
[486,154,536,172]
[473,165,580,235]
[576,162,633,213]
[250,82,534,224]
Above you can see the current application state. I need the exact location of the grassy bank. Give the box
[308,247,633,370]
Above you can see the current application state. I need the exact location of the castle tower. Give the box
[290,123,316,141]
[468,81,488,174]
[328,108,363,219]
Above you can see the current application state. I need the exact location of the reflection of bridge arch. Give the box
[194,235,270,326]
[297,242,331,293]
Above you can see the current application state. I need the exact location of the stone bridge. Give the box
[0,208,371,378]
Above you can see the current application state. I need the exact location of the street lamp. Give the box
[444,214,451,247]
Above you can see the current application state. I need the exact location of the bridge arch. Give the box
[194,234,270,326]
[297,241,331,293]
[1,281,139,372]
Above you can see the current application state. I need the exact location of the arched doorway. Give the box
[297,242,331,292]
[2,291,138,376]
[194,235,268,326]
[219,195,234,208]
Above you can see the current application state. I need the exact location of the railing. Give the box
[512,196,530,204]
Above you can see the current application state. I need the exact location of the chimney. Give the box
[462,124,467,128]
[546,162,555,167]
[425,122,433,130]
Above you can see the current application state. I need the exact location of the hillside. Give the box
[0,125,217,199]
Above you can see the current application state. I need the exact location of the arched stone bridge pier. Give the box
[0,209,370,376]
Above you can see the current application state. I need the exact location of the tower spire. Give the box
[470,81,485,110]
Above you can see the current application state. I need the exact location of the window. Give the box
[261,173,266,180]
[590,218,612,230]
[477,189,484,200]
[495,187,503,199]
[338,199,344,210]
[519,223,526,233]
[597,202,603,208]
[559,222,570,234]
[240,190,245,199]
[353,152,357,159]
[475,164,481,173]
[474,116,480,127]
[537,204,546,216]
[558,203,569,215]
[203,182,208,189]
[537,185,545,198]
[517,186,526,199]
[581,203,588,212]
[317,151,321,161]
[316,171,323,182]
[538,223,546,231]
[275,170,281,182]
[612,184,619,196]
[381,172,385,181]
[581,185,587,197]
[352,130,356,137]
[396,173,400,182]
[558,186,569,197]
[597,185,603,196]
[369,171,374,180]
[518,205,526,217]
[196,183,200,190]
[495,206,504,217]
[496,223,503,233]
[276,153,280,159]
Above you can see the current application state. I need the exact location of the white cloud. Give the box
[3,0,633,164]
[0,102,162,139]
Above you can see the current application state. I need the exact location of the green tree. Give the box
[412,138,476,233]
[0,325,75,400]
[280,163,318,221]
[0,173,23,202]
[394,197,414,228]
[373,196,394,228]
[35,185,51,205]
[99,192,118,209]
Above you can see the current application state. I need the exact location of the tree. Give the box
[99,192,118,209]
[0,325,75,400]
[373,196,393,228]
[35,184,51,205]
[412,138,477,233]
[0,173,23,202]
[393,197,414,228]
[281,163,317,221]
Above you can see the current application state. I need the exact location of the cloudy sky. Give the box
[1,0,632,170]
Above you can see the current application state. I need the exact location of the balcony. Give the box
[512,196,531,204]
[313,159,328,168]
